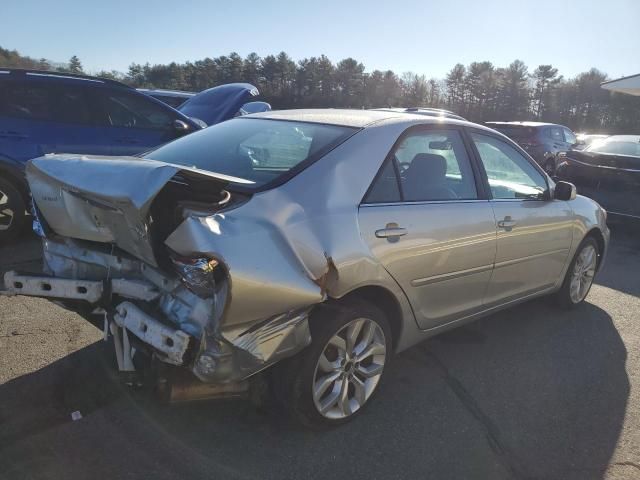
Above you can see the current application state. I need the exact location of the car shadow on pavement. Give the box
[0,299,630,480]
[595,223,640,298]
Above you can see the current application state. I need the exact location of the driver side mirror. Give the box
[554,181,577,201]
[173,119,190,136]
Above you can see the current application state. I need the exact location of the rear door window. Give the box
[364,158,401,203]
[51,86,93,125]
[365,128,478,202]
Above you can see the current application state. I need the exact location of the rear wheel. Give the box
[275,300,392,428]
[0,177,27,243]
[556,236,599,309]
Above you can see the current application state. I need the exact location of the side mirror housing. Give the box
[173,119,190,135]
[554,181,577,201]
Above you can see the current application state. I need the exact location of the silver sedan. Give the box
[7,109,609,427]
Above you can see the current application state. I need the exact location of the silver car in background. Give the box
[4,109,609,427]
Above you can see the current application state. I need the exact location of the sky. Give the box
[2,0,639,80]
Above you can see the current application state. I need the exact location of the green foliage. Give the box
[0,46,638,132]
[0,46,41,69]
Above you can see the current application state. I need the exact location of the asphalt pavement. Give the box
[0,227,639,480]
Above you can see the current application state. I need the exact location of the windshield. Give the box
[145,118,357,189]
[586,138,640,157]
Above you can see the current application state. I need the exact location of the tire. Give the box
[274,299,392,428]
[555,236,599,309]
[0,177,27,243]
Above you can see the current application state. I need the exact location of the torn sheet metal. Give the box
[165,214,325,329]
[27,154,251,266]
[230,310,311,363]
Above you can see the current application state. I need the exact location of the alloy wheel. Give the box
[569,244,597,303]
[312,317,386,419]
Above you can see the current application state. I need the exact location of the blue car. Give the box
[0,69,260,241]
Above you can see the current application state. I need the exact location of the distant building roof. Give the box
[601,73,640,96]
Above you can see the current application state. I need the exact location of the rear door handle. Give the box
[375,226,408,239]
[497,216,517,230]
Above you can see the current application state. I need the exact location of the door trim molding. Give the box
[494,248,569,269]
[411,263,494,287]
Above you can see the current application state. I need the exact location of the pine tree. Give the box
[68,55,83,74]
[531,65,562,118]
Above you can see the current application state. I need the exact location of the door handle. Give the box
[497,216,517,230]
[375,226,408,239]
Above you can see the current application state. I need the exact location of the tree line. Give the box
[2,46,639,133]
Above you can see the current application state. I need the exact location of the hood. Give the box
[178,83,259,126]
[27,154,252,266]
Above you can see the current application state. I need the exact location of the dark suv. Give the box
[486,121,578,175]
[0,69,258,241]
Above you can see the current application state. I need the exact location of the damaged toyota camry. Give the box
[3,109,609,427]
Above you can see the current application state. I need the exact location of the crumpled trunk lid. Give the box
[27,154,251,266]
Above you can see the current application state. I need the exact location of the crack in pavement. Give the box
[613,461,640,472]
[415,347,533,480]
[1,329,63,338]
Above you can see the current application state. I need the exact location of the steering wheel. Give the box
[399,161,411,174]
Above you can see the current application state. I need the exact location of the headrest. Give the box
[406,153,447,179]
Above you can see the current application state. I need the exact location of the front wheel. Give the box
[275,300,392,428]
[556,236,599,309]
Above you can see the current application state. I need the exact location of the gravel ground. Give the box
[0,227,638,480]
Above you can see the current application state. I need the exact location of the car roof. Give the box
[248,109,401,127]
[371,107,465,120]
[486,121,561,128]
[0,68,131,89]
[248,108,487,129]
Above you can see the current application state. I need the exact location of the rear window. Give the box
[145,118,357,189]
[492,126,537,139]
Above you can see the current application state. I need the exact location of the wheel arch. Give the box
[330,285,403,351]
[0,161,29,204]
[585,227,606,271]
